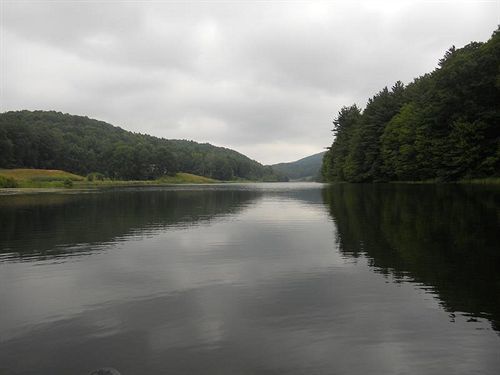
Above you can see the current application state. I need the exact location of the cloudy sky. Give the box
[1,0,498,164]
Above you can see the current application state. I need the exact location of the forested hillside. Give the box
[0,111,284,181]
[270,152,325,181]
[322,28,499,182]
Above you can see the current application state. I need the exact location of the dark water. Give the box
[0,183,499,375]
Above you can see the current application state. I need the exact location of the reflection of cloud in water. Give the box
[1,183,500,374]
[0,187,264,262]
[1,268,499,374]
[0,185,334,338]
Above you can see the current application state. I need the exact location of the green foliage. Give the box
[322,105,362,181]
[87,172,105,181]
[0,175,18,188]
[156,172,218,184]
[381,103,421,180]
[0,111,279,181]
[323,28,500,182]
[63,178,73,188]
[271,152,324,181]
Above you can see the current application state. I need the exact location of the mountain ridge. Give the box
[270,151,325,181]
[0,110,285,181]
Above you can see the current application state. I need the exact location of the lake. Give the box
[0,182,499,374]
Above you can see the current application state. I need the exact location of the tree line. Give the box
[322,28,499,182]
[0,111,285,181]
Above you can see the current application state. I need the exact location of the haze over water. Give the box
[1,183,499,374]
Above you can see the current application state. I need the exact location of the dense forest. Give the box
[0,111,285,181]
[322,28,500,182]
[270,151,325,181]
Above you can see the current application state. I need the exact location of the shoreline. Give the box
[0,180,291,195]
[1,179,498,196]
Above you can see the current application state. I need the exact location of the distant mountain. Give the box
[0,110,285,181]
[270,151,326,181]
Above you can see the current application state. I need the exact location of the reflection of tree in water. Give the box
[323,184,500,331]
[0,188,262,261]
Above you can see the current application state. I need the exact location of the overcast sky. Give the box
[1,0,498,164]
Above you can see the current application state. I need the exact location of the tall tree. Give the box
[323,27,500,182]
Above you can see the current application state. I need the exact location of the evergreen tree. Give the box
[322,27,500,182]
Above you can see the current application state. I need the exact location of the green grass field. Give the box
[0,169,219,189]
[0,169,84,181]
[0,169,84,188]
[156,173,218,184]
[79,172,219,186]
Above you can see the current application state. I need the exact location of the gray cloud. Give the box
[1,0,498,164]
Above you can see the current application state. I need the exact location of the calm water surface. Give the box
[0,182,499,374]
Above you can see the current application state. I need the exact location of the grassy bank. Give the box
[0,169,83,188]
[0,169,220,190]
[76,172,219,187]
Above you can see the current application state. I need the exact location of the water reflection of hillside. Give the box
[0,188,262,261]
[323,184,500,331]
